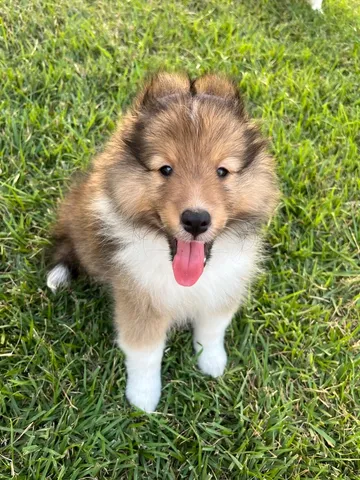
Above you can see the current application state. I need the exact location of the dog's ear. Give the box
[191,74,245,116]
[191,74,239,99]
[136,72,190,109]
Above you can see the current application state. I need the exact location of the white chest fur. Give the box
[92,197,261,319]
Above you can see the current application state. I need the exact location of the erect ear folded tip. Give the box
[190,74,239,99]
[136,72,190,107]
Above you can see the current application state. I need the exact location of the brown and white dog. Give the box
[47,73,279,412]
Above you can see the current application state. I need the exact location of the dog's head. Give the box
[107,73,279,285]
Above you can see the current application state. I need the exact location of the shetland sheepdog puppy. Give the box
[47,73,279,412]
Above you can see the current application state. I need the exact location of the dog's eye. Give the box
[159,165,173,177]
[217,167,229,178]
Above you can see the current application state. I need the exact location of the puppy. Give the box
[47,73,279,412]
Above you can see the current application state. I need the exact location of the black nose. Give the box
[181,209,211,237]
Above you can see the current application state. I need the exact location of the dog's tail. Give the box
[46,231,79,293]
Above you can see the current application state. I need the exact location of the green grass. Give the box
[1,0,360,478]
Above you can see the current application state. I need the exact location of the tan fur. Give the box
[49,72,279,350]
[113,279,170,348]
[192,74,239,98]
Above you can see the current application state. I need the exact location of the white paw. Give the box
[126,375,161,413]
[197,344,227,378]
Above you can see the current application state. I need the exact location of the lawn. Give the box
[1,0,360,478]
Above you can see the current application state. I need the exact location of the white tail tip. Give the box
[47,264,70,293]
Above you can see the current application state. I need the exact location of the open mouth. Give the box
[168,238,213,287]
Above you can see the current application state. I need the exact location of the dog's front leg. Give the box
[193,309,237,378]
[113,284,170,412]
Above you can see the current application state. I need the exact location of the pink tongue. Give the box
[172,240,205,287]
